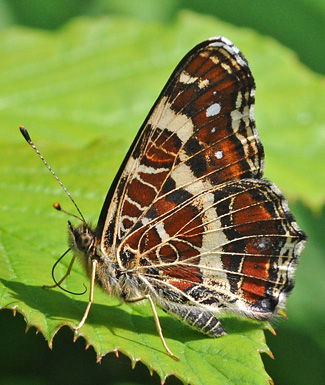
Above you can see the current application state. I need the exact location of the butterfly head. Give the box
[68,221,97,263]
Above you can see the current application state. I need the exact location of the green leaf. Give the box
[0,11,320,384]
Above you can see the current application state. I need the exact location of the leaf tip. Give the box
[11,306,17,317]
[277,310,287,318]
[131,358,137,369]
[96,355,102,363]
[268,325,277,336]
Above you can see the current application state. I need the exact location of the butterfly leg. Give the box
[159,300,226,337]
[126,295,180,361]
[43,255,77,289]
[73,258,98,331]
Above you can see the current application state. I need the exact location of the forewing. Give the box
[99,37,264,251]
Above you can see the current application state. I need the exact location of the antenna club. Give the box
[53,203,84,222]
[53,202,62,211]
[19,126,32,143]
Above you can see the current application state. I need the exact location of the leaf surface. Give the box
[1,12,321,384]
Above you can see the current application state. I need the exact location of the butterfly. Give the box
[21,36,306,361]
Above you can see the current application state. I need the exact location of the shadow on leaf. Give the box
[1,278,265,345]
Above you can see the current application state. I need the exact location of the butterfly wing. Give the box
[98,37,306,321]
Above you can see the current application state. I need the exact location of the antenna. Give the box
[53,202,83,222]
[20,126,86,223]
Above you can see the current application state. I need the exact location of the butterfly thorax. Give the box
[68,222,144,300]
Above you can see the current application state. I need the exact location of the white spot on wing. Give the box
[215,151,223,159]
[206,103,221,117]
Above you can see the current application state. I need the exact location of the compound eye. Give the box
[78,233,92,250]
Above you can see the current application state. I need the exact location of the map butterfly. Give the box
[21,37,306,360]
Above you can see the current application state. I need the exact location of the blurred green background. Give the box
[0,1,324,385]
